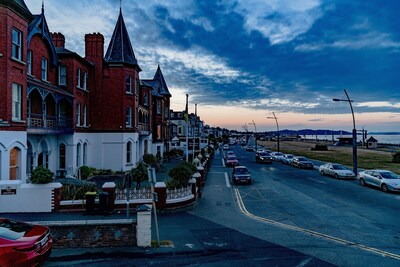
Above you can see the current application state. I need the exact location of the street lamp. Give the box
[248,120,257,151]
[267,112,280,152]
[333,89,357,174]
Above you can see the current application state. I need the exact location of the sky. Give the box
[25,0,400,132]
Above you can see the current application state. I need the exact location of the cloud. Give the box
[231,0,323,44]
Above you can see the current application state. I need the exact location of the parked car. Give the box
[245,146,255,152]
[224,150,235,160]
[281,154,294,165]
[357,170,400,193]
[291,156,314,169]
[226,156,239,167]
[256,152,273,164]
[232,166,252,185]
[270,152,285,161]
[256,148,265,153]
[319,163,355,179]
[0,218,53,267]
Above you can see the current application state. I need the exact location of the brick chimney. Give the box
[51,32,65,48]
[85,33,104,63]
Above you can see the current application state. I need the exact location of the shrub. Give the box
[79,166,96,179]
[61,183,97,200]
[168,162,196,188]
[312,144,328,151]
[30,166,54,184]
[392,152,400,163]
[143,154,157,167]
[131,161,149,189]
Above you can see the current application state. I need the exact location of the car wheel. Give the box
[381,184,389,193]
[359,178,366,186]
[334,173,339,179]
[320,170,325,176]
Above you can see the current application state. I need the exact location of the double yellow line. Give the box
[234,188,400,261]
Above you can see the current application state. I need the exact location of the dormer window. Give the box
[41,57,48,81]
[126,76,132,93]
[12,28,22,60]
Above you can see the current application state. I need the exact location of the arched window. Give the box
[144,140,148,155]
[83,143,87,166]
[59,144,66,169]
[126,141,132,164]
[9,147,21,180]
[76,143,81,167]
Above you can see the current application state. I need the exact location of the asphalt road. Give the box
[201,145,400,266]
[43,146,400,266]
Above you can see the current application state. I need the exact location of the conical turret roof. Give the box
[104,8,141,70]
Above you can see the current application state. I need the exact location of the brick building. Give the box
[0,0,171,181]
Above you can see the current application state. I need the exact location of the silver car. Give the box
[357,170,400,193]
[319,163,355,179]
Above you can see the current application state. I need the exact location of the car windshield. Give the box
[227,157,237,161]
[235,168,249,174]
[259,152,270,157]
[299,158,309,162]
[380,171,399,179]
[0,219,32,240]
[285,155,293,158]
[275,153,284,156]
[332,164,346,170]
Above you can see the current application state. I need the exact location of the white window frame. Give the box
[59,65,67,85]
[12,83,22,121]
[126,141,132,164]
[83,105,87,126]
[76,103,81,126]
[41,57,48,81]
[83,143,87,166]
[27,50,32,75]
[76,143,81,168]
[76,68,81,88]
[126,107,132,127]
[83,71,87,90]
[12,28,22,60]
[126,76,132,93]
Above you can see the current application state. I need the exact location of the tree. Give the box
[143,154,157,167]
[30,166,54,184]
[131,161,148,189]
[392,152,400,163]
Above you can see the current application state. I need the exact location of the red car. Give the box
[0,218,53,267]
[226,156,239,167]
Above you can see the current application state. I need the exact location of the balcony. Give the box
[27,113,73,134]
[138,122,151,135]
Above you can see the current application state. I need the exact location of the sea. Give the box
[302,134,400,145]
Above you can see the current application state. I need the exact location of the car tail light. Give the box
[14,243,40,252]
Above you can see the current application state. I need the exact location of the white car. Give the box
[281,154,294,165]
[319,163,355,179]
[270,152,284,161]
[223,144,229,150]
[357,170,400,193]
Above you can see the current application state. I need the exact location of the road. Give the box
[197,144,400,266]
[46,145,400,266]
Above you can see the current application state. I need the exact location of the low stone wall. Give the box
[44,220,136,248]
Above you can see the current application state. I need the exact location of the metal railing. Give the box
[166,186,192,200]
[27,113,73,129]
[115,188,152,200]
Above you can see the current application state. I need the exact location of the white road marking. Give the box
[225,173,231,188]
[234,188,400,261]
[307,177,327,184]
[222,158,226,167]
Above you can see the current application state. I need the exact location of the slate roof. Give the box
[153,65,171,97]
[104,8,141,70]
[3,0,33,20]
[142,65,171,97]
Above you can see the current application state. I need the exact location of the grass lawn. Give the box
[258,140,400,173]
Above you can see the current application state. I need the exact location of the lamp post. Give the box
[333,89,357,175]
[267,112,280,152]
[249,120,257,151]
